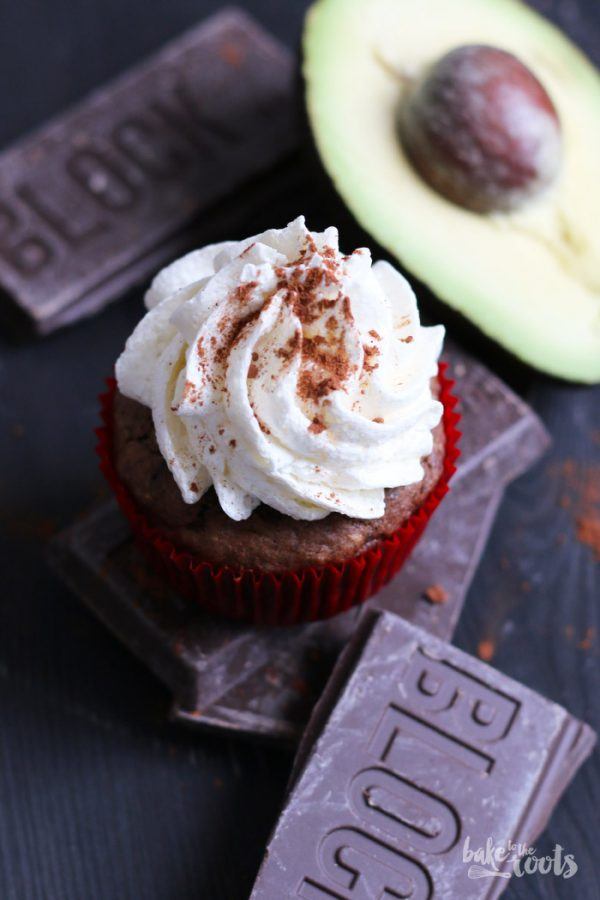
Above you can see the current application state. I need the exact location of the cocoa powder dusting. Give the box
[212,235,377,438]
[234,280,258,305]
[577,516,600,561]
[551,459,600,561]
[272,240,359,423]
[309,416,326,435]
[423,584,448,604]
[276,330,301,362]
[477,639,496,662]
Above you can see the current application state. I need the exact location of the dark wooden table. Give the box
[1,1,598,898]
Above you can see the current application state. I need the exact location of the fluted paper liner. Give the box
[96,363,460,625]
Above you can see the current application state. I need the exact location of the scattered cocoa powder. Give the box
[276,329,301,362]
[218,40,245,69]
[578,627,596,652]
[192,235,403,441]
[577,514,600,561]
[551,459,600,561]
[423,584,448,604]
[362,343,380,374]
[234,280,258,305]
[477,639,495,662]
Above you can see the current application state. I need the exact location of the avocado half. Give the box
[304,0,600,382]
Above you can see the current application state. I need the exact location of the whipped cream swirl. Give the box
[116,218,444,521]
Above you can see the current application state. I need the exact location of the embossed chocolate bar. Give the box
[251,611,596,899]
[0,9,298,333]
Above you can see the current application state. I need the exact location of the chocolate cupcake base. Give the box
[97,364,459,624]
[112,385,446,571]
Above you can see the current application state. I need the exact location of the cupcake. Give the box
[98,217,459,624]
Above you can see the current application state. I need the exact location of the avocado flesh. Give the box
[304,0,600,382]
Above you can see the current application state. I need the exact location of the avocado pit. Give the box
[398,45,562,213]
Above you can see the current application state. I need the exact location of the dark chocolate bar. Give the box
[0,9,298,333]
[48,345,550,742]
[251,610,596,899]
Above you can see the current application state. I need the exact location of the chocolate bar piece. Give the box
[251,610,595,899]
[0,9,298,333]
[48,344,550,742]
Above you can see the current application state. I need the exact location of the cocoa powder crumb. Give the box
[372,416,385,424]
[219,40,245,68]
[234,280,258,304]
[342,296,353,323]
[401,335,414,343]
[277,330,301,362]
[423,584,448,604]
[229,439,236,448]
[477,639,495,662]
[362,343,380,373]
[578,626,596,651]
[248,364,259,379]
[576,514,600,561]
[309,415,326,435]
[182,380,199,404]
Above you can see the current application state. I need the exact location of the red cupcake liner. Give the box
[96,363,460,625]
